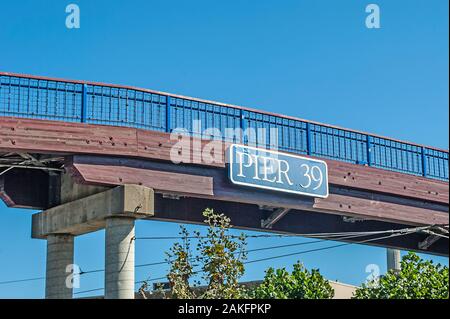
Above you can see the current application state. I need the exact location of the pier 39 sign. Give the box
[228,144,329,198]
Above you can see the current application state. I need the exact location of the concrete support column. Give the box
[105,217,135,299]
[387,248,401,273]
[45,234,74,299]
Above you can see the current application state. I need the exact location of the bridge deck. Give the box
[1,72,448,181]
[0,73,448,255]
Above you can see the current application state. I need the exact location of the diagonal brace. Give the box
[261,208,291,229]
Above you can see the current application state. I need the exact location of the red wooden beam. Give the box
[67,155,448,227]
[314,194,448,226]
[70,163,214,197]
[1,117,448,204]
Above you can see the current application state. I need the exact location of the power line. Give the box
[243,231,403,253]
[79,230,403,276]
[1,225,438,290]
[136,261,168,269]
[74,226,423,296]
[73,275,169,296]
[136,232,390,287]
[73,287,104,295]
[133,228,426,241]
[78,260,168,276]
[77,229,412,277]
[132,230,419,293]
[0,276,45,286]
[244,231,413,265]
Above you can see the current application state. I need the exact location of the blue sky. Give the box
[0,0,448,298]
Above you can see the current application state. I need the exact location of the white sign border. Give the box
[228,144,329,199]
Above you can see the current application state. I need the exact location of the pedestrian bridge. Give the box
[0,71,448,298]
[0,71,448,245]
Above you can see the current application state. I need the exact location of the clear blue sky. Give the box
[0,0,448,298]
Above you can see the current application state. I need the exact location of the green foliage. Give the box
[250,262,334,299]
[353,252,449,299]
[197,208,248,299]
[166,226,195,299]
[163,208,248,299]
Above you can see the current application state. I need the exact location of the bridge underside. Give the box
[0,117,448,256]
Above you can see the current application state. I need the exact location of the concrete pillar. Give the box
[45,234,74,299]
[105,217,135,299]
[387,248,401,273]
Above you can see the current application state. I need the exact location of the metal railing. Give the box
[0,73,448,181]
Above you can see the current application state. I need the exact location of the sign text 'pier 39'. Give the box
[227,144,329,198]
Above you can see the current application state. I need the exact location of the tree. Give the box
[250,262,334,299]
[161,208,248,299]
[353,252,449,299]
[165,226,196,299]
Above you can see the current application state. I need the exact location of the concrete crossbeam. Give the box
[32,185,154,238]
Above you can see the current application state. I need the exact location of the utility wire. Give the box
[0,276,45,286]
[73,276,169,295]
[77,230,408,276]
[79,260,169,276]
[1,225,439,289]
[134,229,412,240]
[244,231,413,265]
[245,232,375,254]
[134,226,437,241]
[73,227,422,296]
[73,287,104,295]
[128,232,379,290]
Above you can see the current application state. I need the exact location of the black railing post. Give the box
[240,110,247,144]
[366,136,373,166]
[166,95,171,133]
[306,122,312,155]
[421,147,428,177]
[81,84,87,123]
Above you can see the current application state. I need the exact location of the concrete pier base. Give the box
[387,248,401,273]
[105,217,136,299]
[45,234,74,299]
[33,185,154,299]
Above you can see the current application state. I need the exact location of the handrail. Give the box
[0,72,448,181]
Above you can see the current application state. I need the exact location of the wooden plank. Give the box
[137,129,226,168]
[326,160,449,204]
[314,194,449,226]
[1,117,448,204]
[0,117,138,156]
[72,163,214,197]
